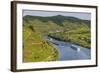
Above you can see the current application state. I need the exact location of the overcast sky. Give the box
[23,10,91,20]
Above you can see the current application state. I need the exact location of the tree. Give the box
[29,25,35,32]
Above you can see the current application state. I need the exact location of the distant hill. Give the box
[23,15,90,26]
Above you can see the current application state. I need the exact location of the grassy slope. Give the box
[49,21,91,48]
[28,19,63,35]
[23,25,58,62]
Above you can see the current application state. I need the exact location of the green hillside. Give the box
[24,15,90,26]
[23,24,58,62]
[48,20,91,48]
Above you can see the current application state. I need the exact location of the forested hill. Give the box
[23,15,90,26]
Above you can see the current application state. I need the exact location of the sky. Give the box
[23,10,91,20]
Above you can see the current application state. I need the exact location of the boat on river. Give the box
[71,45,80,52]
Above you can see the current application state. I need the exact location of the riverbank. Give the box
[48,34,90,49]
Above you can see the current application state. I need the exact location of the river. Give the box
[44,36,91,61]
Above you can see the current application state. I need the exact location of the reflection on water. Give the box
[44,36,91,61]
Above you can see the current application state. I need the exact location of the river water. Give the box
[44,36,91,61]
